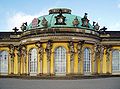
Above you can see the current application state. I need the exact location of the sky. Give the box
[0,0,120,31]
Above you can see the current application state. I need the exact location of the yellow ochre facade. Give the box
[0,8,120,76]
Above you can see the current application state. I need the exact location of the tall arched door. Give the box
[29,48,37,76]
[54,47,66,75]
[84,48,91,75]
[0,51,8,75]
[112,50,120,73]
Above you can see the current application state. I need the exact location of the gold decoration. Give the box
[72,16,79,27]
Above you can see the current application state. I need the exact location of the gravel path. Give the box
[0,77,120,89]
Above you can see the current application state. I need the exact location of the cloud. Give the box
[7,10,48,31]
[118,3,120,8]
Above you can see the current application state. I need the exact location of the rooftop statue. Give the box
[20,22,27,32]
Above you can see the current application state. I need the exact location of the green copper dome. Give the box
[28,8,93,30]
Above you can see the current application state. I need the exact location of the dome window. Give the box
[55,9,66,25]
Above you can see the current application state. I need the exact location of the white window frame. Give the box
[0,50,8,75]
[112,50,120,73]
[83,48,91,74]
[29,48,38,75]
[54,46,66,75]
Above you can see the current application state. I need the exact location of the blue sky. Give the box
[0,0,120,31]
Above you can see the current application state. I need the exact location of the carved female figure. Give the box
[68,41,75,61]
[45,40,52,61]
[77,41,83,62]
[9,44,15,61]
[39,43,44,61]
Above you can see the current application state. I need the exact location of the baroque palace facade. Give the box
[0,8,120,76]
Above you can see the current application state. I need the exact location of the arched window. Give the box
[112,50,120,72]
[84,48,91,73]
[29,48,37,75]
[0,51,8,74]
[54,46,66,75]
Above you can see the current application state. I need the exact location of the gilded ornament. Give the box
[72,16,79,27]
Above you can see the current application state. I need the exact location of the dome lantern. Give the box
[49,8,71,14]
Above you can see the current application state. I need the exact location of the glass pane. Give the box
[0,51,8,73]
[112,50,120,72]
[29,48,37,73]
[84,48,91,72]
[55,47,66,74]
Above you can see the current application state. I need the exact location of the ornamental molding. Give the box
[20,35,98,44]
[20,31,100,41]
[101,41,120,45]
[20,28,99,38]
